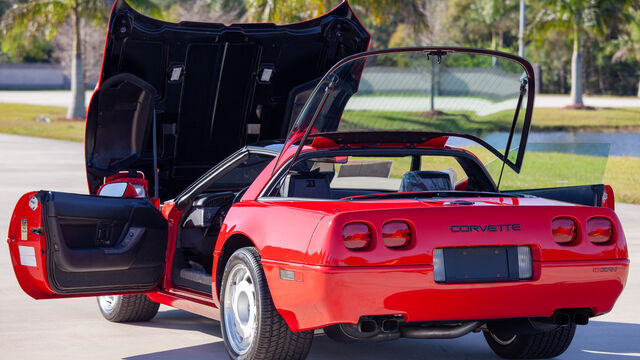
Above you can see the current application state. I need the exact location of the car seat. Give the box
[281,172,331,199]
[399,171,453,192]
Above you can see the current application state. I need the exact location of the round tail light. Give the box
[551,218,577,244]
[587,218,613,244]
[382,221,412,248]
[343,222,371,250]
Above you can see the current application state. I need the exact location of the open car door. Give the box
[7,191,167,299]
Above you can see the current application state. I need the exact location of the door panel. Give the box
[504,184,605,207]
[7,191,168,299]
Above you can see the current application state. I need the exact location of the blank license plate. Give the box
[443,246,520,283]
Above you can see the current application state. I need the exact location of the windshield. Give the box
[207,153,274,191]
[287,48,534,173]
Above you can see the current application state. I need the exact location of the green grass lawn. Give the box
[0,104,84,142]
[488,152,640,204]
[342,108,640,133]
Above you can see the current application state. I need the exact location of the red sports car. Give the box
[7,1,628,360]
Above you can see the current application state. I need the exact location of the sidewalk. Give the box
[0,90,639,109]
[0,90,93,107]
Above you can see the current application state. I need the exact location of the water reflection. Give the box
[484,132,640,157]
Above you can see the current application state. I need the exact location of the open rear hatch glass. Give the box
[282,48,535,173]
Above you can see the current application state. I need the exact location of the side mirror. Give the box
[98,182,138,198]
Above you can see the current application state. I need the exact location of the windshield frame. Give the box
[279,47,536,176]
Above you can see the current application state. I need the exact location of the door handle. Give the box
[104,227,145,255]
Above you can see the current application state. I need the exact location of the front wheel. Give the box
[97,294,160,322]
[484,323,576,359]
[220,247,313,360]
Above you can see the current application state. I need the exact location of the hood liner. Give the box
[85,0,369,198]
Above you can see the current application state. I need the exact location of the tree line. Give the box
[1,0,639,118]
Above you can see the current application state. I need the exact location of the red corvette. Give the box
[6,1,628,359]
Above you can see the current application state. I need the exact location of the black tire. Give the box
[484,323,577,359]
[323,324,359,344]
[97,294,160,323]
[220,247,314,360]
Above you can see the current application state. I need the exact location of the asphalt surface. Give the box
[0,133,638,359]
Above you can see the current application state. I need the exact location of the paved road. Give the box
[0,90,94,108]
[1,90,639,111]
[0,134,638,359]
[347,95,640,116]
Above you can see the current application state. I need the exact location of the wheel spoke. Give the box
[98,295,118,313]
[223,262,257,355]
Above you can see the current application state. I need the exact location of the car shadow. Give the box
[124,311,640,360]
[126,308,223,337]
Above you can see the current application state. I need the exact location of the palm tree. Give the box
[533,0,637,107]
[0,0,158,119]
[245,0,428,35]
[611,10,640,97]
[451,0,518,53]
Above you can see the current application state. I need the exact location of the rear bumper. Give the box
[262,259,629,331]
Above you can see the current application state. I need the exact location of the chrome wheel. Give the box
[223,263,257,355]
[98,295,119,315]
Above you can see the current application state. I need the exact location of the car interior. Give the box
[119,150,496,295]
[172,151,276,294]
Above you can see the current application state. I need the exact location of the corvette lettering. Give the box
[450,224,522,233]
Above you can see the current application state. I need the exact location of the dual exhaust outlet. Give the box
[553,310,590,325]
[338,316,482,341]
[336,310,590,342]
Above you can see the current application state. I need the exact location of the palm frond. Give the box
[128,0,163,18]
[0,0,70,40]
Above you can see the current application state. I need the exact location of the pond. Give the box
[483,132,640,157]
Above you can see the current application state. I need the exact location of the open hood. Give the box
[283,48,535,173]
[85,0,369,198]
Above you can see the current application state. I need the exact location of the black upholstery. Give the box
[283,173,331,199]
[399,171,453,192]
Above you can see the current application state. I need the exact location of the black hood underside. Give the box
[85,0,369,198]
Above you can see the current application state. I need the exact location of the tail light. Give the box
[587,218,614,244]
[382,221,412,248]
[551,218,577,244]
[343,222,372,250]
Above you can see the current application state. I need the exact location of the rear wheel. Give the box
[97,294,160,322]
[483,323,576,359]
[220,247,313,360]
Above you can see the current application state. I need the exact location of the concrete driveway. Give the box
[0,133,638,359]
[1,90,639,110]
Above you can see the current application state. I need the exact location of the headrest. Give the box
[281,172,331,199]
[399,171,453,192]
